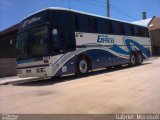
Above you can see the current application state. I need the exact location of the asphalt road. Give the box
[0,57,160,114]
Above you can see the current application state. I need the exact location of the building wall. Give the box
[0,58,16,77]
[0,31,18,77]
[150,29,160,55]
[149,17,160,56]
[0,32,17,58]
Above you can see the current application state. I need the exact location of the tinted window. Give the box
[106,20,112,34]
[119,22,125,35]
[145,28,149,37]
[124,24,133,36]
[53,11,73,31]
[139,27,149,37]
[28,27,48,57]
[77,14,89,32]
[52,30,76,54]
[111,21,121,35]
[17,26,48,60]
[58,31,76,51]
[52,30,64,52]
[133,26,140,36]
[17,32,28,60]
[97,18,106,33]
[72,14,79,30]
[88,17,97,32]
[139,27,145,37]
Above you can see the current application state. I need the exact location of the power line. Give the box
[110,4,137,20]
[74,0,106,7]
[143,0,157,16]
[73,0,137,20]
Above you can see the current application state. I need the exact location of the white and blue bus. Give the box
[16,7,151,78]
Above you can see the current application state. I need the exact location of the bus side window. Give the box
[124,24,133,36]
[119,22,125,35]
[72,14,79,31]
[106,20,113,34]
[88,17,98,32]
[133,26,140,36]
[97,18,106,34]
[111,21,120,35]
[111,21,124,35]
[77,14,89,32]
[145,28,149,37]
[139,27,149,37]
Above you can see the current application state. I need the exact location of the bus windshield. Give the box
[17,26,48,60]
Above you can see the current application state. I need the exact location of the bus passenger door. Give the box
[52,29,76,54]
[58,30,76,52]
[52,29,76,75]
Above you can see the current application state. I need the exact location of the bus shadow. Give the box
[14,62,151,87]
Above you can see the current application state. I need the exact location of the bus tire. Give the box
[76,56,90,76]
[129,53,136,66]
[136,52,143,65]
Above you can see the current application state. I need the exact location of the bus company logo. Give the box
[97,35,114,43]
[22,17,41,28]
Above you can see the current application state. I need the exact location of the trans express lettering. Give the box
[97,35,114,43]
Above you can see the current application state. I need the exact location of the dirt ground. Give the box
[0,57,160,114]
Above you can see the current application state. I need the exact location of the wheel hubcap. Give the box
[138,54,142,63]
[79,60,88,73]
[131,55,135,64]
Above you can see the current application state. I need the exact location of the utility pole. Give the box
[68,0,71,9]
[107,0,110,17]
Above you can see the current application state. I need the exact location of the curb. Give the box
[0,77,41,85]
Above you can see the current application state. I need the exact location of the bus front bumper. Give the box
[17,65,52,78]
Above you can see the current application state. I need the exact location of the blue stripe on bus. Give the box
[110,44,129,55]
[125,39,151,57]
[55,48,129,76]
[109,39,151,58]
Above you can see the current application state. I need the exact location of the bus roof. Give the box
[23,7,147,28]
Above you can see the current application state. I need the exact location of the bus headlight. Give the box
[37,68,45,73]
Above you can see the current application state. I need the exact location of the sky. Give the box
[0,0,160,31]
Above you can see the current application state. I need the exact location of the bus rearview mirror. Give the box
[52,29,58,35]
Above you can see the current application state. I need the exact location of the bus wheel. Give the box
[129,53,136,66]
[136,52,143,65]
[76,57,89,76]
